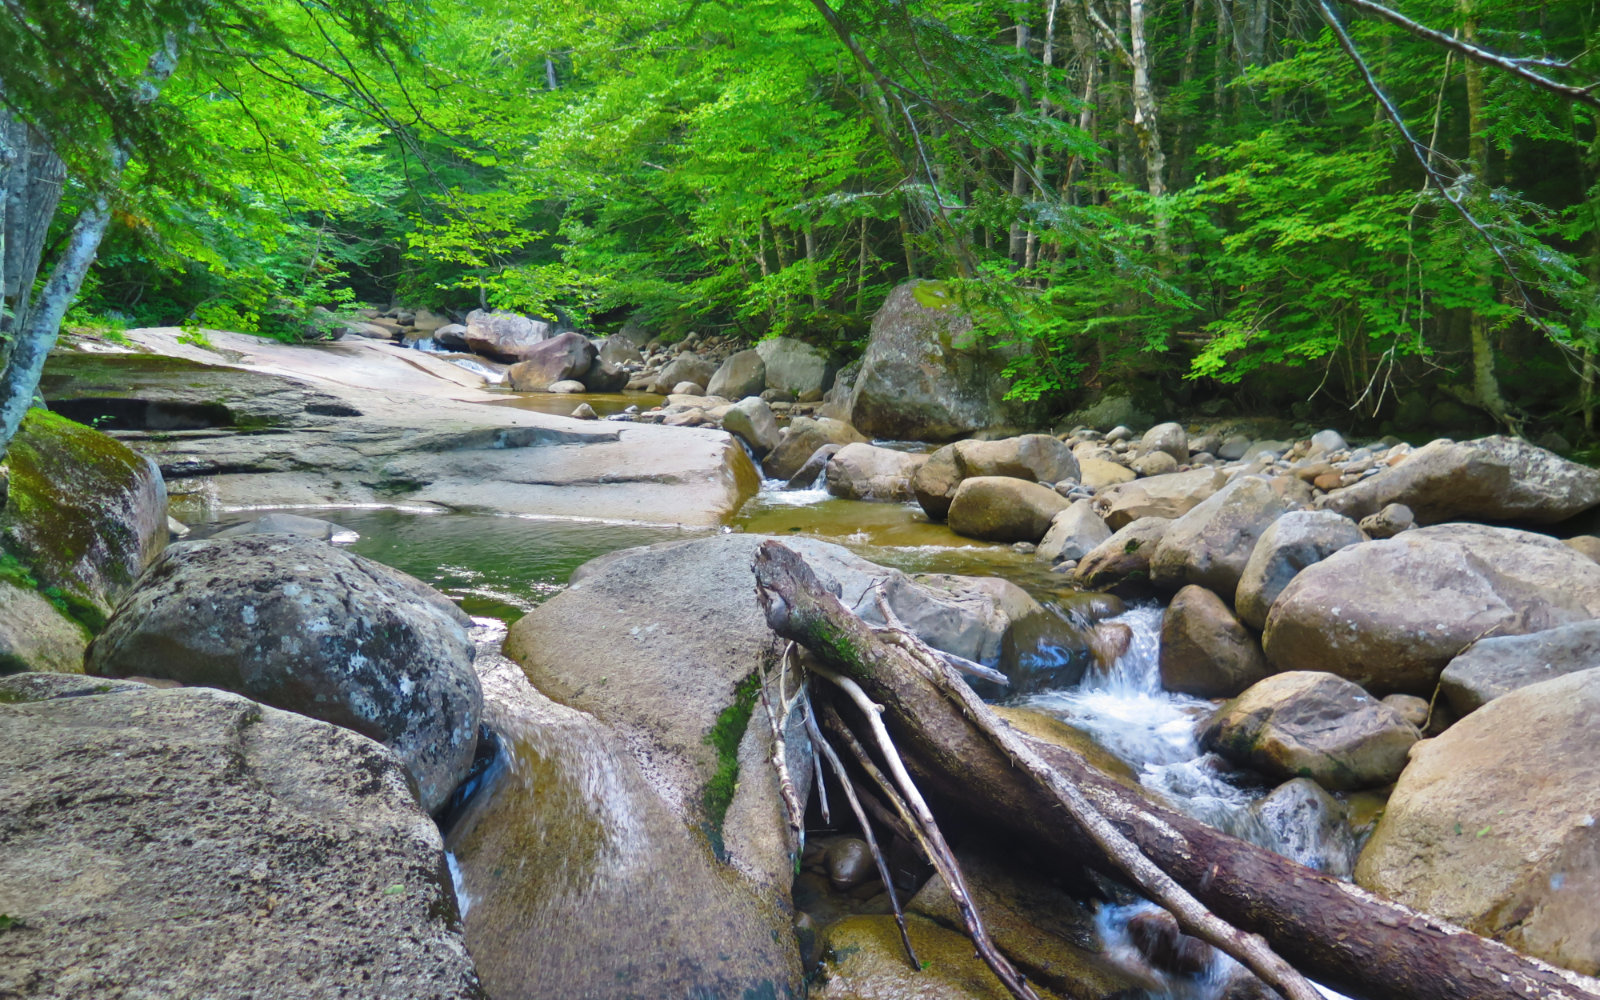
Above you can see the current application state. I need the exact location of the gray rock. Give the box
[580,358,629,392]
[86,534,480,813]
[723,396,781,457]
[785,443,843,489]
[1217,435,1252,461]
[1439,620,1600,715]
[1201,671,1420,790]
[1306,429,1347,458]
[827,838,877,891]
[846,281,1038,441]
[825,443,925,502]
[1036,500,1112,565]
[1355,668,1600,976]
[947,476,1072,543]
[571,402,599,420]
[707,349,767,400]
[756,337,835,396]
[214,511,351,541]
[1159,584,1269,698]
[1381,693,1431,729]
[410,308,450,333]
[1234,510,1365,630]
[1060,396,1154,434]
[1073,517,1173,592]
[672,380,705,395]
[1096,468,1228,530]
[648,352,716,394]
[1325,435,1600,525]
[464,308,554,361]
[1263,523,1600,694]
[433,322,469,349]
[1358,502,1414,539]
[911,444,962,520]
[1249,778,1356,878]
[547,379,586,393]
[763,416,868,480]
[1148,476,1301,602]
[955,434,1080,484]
[598,333,644,367]
[1105,425,1134,444]
[1131,451,1178,477]
[1139,421,1188,462]
[0,674,480,1000]
[505,331,597,390]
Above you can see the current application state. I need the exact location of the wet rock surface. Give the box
[1158,584,1269,698]
[0,673,480,1000]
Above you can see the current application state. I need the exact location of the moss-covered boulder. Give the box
[0,409,167,635]
[0,579,87,673]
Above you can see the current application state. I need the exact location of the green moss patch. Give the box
[702,670,763,854]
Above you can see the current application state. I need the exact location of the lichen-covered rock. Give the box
[1148,476,1301,603]
[1234,510,1364,630]
[1355,668,1600,976]
[0,673,481,1000]
[1248,778,1357,877]
[1439,620,1600,715]
[1158,585,1269,698]
[1324,435,1600,525]
[0,579,86,673]
[0,409,167,631]
[1201,671,1420,790]
[86,534,480,812]
[763,416,868,480]
[947,477,1071,543]
[825,443,925,502]
[846,281,1039,441]
[1262,524,1600,694]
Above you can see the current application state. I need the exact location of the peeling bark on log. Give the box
[752,540,1600,1000]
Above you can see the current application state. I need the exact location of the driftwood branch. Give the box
[752,540,1600,1000]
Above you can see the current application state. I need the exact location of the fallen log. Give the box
[752,540,1600,1000]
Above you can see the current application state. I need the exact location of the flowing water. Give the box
[188,473,1361,999]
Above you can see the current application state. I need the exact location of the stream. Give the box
[190,473,1365,1000]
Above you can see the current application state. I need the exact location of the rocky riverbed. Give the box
[5,283,1600,1000]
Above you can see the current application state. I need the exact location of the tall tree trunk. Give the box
[1009,18,1033,267]
[1128,0,1169,257]
[1027,0,1060,269]
[0,106,66,342]
[0,32,181,461]
[1460,0,1511,428]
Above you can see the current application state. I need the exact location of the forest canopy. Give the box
[5,0,1600,444]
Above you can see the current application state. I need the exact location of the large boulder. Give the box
[1200,671,1421,790]
[1324,435,1600,525]
[1158,585,1269,698]
[947,477,1072,543]
[505,331,597,391]
[722,396,781,457]
[1148,476,1301,603]
[86,534,481,813]
[846,281,1038,441]
[0,409,167,632]
[824,443,925,502]
[911,444,962,519]
[707,348,768,400]
[1262,524,1600,694]
[1248,778,1357,878]
[764,416,869,480]
[449,649,802,1000]
[1095,468,1227,531]
[598,333,644,367]
[1439,620,1600,715]
[1355,668,1600,975]
[1138,422,1188,462]
[956,435,1080,484]
[1078,456,1137,489]
[1234,510,1365,630]
[579,358,629,392]
[756,337,836,397]
[464,308,554,361]
[0,673,480,1000]
[648,352,716,394]
[1036,500,1112,566]
[1073,517,1172,592]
